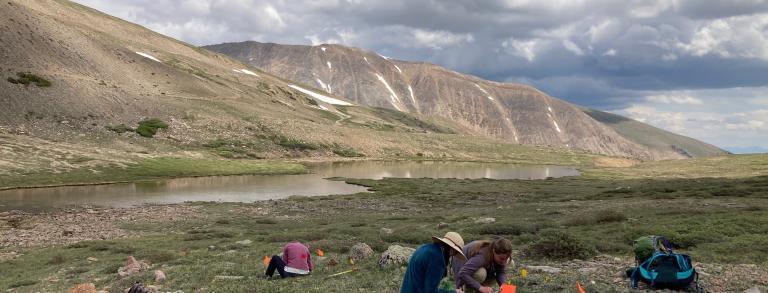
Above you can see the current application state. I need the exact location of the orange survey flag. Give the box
[500,284,516,293]
[317,248,325,256]
[263,255,270,265]
[576,281,586,293]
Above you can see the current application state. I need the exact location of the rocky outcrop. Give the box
[349,242,374,261]
[378,245,416,267]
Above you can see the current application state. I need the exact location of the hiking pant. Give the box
[462,267,497,293]
[265,255,300,278]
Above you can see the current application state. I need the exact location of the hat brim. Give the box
[432,236,466,260]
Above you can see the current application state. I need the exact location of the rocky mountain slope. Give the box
[205,41,727,160]
[2,0,557,175]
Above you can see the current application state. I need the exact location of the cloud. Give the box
[646,94,703,105]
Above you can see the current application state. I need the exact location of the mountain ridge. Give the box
[205,41,727,159]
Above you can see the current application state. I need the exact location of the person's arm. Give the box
[307,249,313,272]
[423,255,455,293]
[458,254,486,291]
[496,263,508,286]
[281,244,290,263]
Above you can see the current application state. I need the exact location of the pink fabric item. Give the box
[281,242,313,272]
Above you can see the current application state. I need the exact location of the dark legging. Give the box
[265,255,300,278]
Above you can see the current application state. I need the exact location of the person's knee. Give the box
[472,267,487,283]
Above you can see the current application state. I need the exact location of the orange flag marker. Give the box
[500,284,517,293]
[317,248,325,256]
[576,281,586,293]
[263,255,270,266]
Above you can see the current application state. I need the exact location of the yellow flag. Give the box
[521,268,528,280]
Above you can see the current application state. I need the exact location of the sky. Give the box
[73,0,768,153]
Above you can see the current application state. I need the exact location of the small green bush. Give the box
[136,118,169,138]
[275,137,318,150]
[332,145,365,157]
[528,229,596,259]
[7,72,51,87]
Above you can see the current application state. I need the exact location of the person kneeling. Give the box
[264,241,313,279]
[452,237,513,293]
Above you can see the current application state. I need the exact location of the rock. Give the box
[235,239,252,245]
[436,222,449,229]
[117,256,150,278]
[154,270,166,282]
[380,228,394,236]
[526,265,562,274]
[145,285,160,293]
[349,242,374,261]
[378,245,416,267]
[474,217,496,224]
[87,257,98,262]
[68,283,97,293]
[744,287,763,293]
[578,267,598,274]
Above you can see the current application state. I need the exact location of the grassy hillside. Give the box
[583,109,726,158]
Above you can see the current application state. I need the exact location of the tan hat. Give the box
[432,231,466,260]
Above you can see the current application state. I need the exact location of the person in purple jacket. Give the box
[451,237,513,293]
[263,241,313,279]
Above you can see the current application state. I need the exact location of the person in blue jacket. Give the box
[401,231,467,293]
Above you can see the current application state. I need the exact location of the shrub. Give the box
[332,145,365,157]
[7,72,51,87]
[528,229,596,259]
[275,137,318,150]
[136,118,169,138]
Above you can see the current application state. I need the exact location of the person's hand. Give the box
[479,286,494,293]
[454,289,464,293]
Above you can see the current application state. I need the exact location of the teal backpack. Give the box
[629,236,701,291]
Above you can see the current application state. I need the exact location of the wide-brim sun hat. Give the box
[432,231,467,260]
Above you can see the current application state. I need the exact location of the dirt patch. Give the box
[593,157,639,168]
[0,204,201,249]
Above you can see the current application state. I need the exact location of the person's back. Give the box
[282,241,312,273]
[401,243,452,293]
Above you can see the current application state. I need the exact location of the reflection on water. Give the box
[0,161,578,211]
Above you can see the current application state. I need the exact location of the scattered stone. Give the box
[378,245,415,267]
[526,265,562,274]
[380,227,393,236]
[578,267,598,274]
[154,270,166,282]
[744,287,763,293]
[87,257,98,262]
[235,239,252,245]
[349,242,374,261]
[436,222,449,229]
[208,245,216,250]
[328,258,338,266]
[68,283,97,293]
[214,275,244,280]
[117,256,150,278]
[474,217,496,224]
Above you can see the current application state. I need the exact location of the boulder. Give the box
[68,283,97,293]
[117,256,150,278]
[526,265,562,274]
[744,287,763,293]
[378,245,416,267]
[154,270,166,282]
[380,228,394,236]
[349,242,374,261]
[474,217,496,224]
[235,239,252,246]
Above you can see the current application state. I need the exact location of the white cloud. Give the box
[409,29,474,50]
[751,98,768,105]
[616,104,768,148]
[646,94,703,105]
[502,38,540,62]
[603,48,617,56]
[677,14,768,59]
[562,39,585,56]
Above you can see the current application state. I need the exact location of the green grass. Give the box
[0,157,307,189]
[2,170,768,291]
